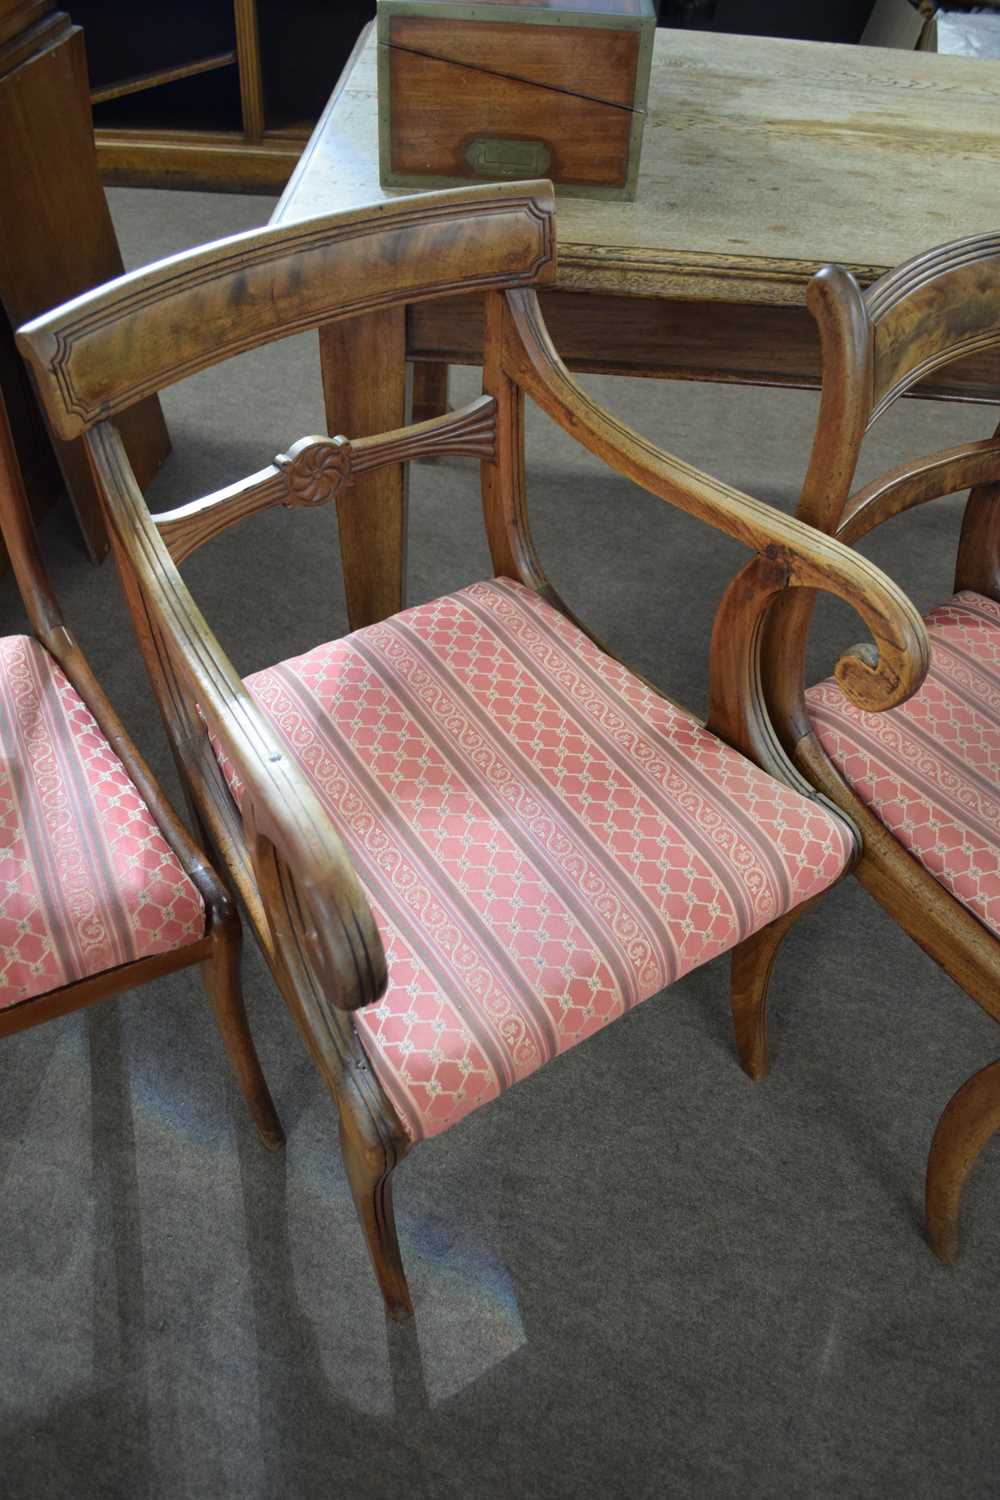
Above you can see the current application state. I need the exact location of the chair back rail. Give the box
[156,395,497,564]
[761,234,1000,755]
[867,234,1000,420]
[16,181,555,441]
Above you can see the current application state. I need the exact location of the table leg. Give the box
[411,361,450,425]
[319,307,408,631]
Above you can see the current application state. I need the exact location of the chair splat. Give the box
[155,394,498,563]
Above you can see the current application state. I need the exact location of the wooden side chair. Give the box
[16,181,927,1318]
[709,232,1000,1264]
[0,387,281,1148]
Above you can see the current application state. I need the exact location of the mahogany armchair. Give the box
[710,232,1000,1264]
[0,387,281,1146]
[16,181,928,1317]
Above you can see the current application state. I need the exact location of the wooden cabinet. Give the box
[0,0,168,560]
[73,0,378,192]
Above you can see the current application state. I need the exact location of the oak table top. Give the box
[274,22,1000,308]
[268,21,1000,631]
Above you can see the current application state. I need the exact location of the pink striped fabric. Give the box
[215,579,852,1141]
[0,635,205,1009]
[809,589,1000,940]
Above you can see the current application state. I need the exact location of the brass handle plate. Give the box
[464,137,552,179]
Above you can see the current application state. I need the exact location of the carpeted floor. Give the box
[2,187,999,1500]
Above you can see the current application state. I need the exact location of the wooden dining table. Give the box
[270,21,1000,630]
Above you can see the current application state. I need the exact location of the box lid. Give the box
[395,0,653,14]
[379,0,656,113]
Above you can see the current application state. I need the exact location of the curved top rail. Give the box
[18,180,556,441]
[863,232,1000,419]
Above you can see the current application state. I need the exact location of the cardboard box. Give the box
[862,0,931,48]
[863,0,1000,52]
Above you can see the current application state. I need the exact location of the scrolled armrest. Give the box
[502,288,929,717]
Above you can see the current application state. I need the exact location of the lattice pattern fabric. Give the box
[809,590,1000,940]
[0,636,205,1009]
[214,579,853,1142]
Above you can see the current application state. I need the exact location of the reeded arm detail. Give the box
[88,420,387,1015]
[502,288,930,718]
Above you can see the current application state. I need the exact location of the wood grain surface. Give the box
[18,180,555,440]
[0,9,169,556]
[386,14,640,106]
[277,25,1000,307]
[386,42,634,187]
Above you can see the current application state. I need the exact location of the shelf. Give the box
[80,1,378,191]
[94,128,302,193]
[91,50,237,107]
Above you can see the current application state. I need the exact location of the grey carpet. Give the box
[2,187,999,1500]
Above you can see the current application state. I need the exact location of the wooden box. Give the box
[377,0,656,200]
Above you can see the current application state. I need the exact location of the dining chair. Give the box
[709,231,1000,1263]
[0,387,281,1149]
[16,180,926,1317]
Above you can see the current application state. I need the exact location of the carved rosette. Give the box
[275,434,353,507]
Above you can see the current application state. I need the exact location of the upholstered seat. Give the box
[0,635,205,1008]
[808,591,1000,942]
[214,579,853,1141]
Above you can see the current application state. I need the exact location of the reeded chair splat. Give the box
[0,387,281,1149]
[711,232,1000,1263]
[17,182,926,1316]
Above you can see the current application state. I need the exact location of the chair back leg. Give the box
[926,1056,1000,1262]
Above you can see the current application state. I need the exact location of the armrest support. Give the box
[503,288,930,717]
[87,421,387,1015]
[839,437,1000,546]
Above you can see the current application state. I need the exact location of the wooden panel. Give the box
[411,359,449,423]
[386,45,632,187]
[408,289,1000,400]
[234,0,264,140]
[410,292,821,382]
[0,13,169,557]
[868,237,1000,414]
[0,295,59,537]
[386,15,640,107]
[95,127,301,192]
[0,0,52,48]
[90,50,237,105]
[18,180,555,440]
[458,0,647,12]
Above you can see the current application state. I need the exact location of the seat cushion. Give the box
[217,579,852,1141]
[0,636,205,1009]
[808,590,1000,939]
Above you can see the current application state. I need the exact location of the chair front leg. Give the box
[926,1056,1000,1263]
[202,898,284,1151]
[729,898,822,1081]
[339,1113,414,1320]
